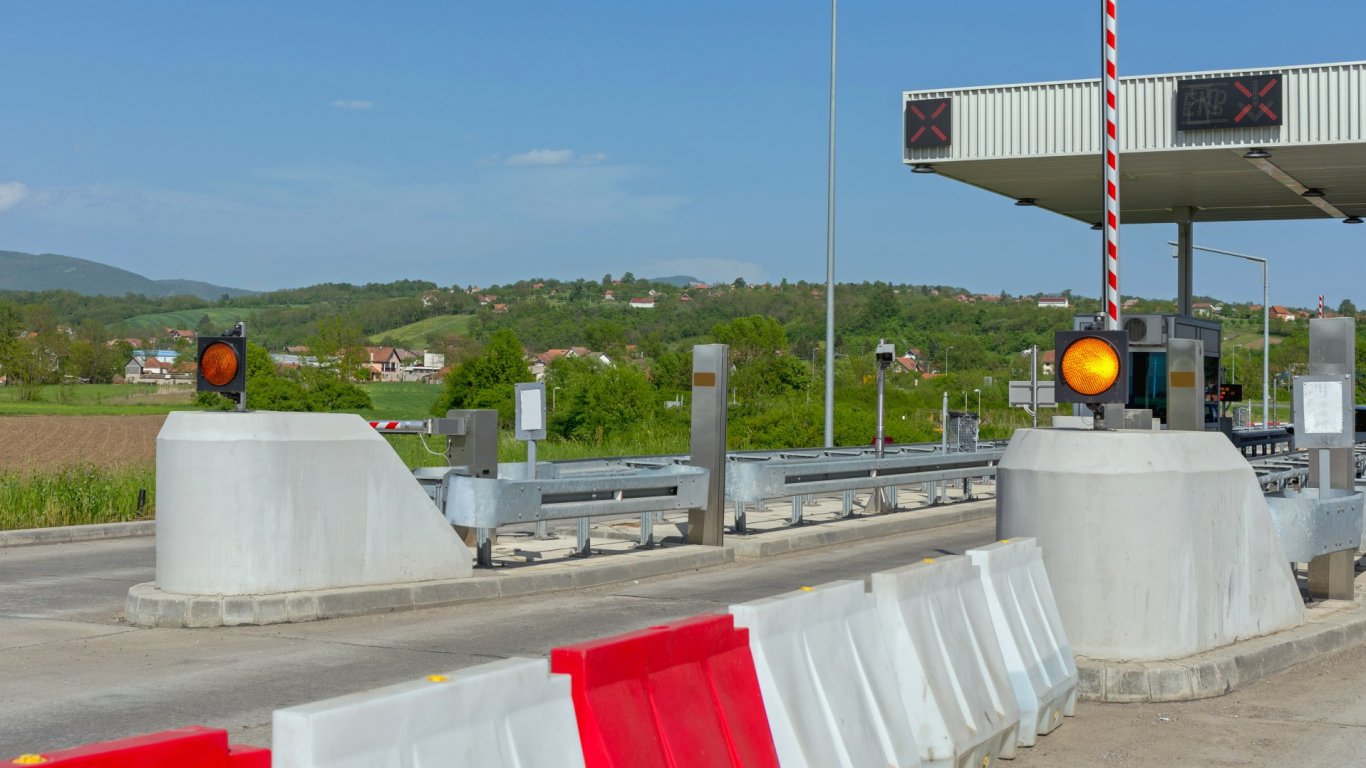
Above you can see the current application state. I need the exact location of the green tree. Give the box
[1338,298,1357,316]
[431,328,532,425]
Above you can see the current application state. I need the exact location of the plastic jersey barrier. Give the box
[5,726,269,767]
[550,614,779,768]
[729,581,922,768]
[271,657,584,768]
[967,538,1078,746]
[871,556,1021,768]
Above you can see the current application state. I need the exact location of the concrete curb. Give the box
[727,499,997,559]
[124,544,735,628]
[1076,600,1366,702]
[0,520,155,548]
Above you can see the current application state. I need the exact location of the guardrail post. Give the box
[688,344,729,546]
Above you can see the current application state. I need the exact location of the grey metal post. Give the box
[941,391,949,453]
[790,495,804,526]
[872,341,888,512]
[236,321,247,412]
[1166,338,1205,431]
[1307,318,1356,600]
[822,0,837,449]
[1262,261,1270,426]
[1030,344,1039,428]
[1175,207,1194,316]
[528,440,548,540]
[689,344,728,546]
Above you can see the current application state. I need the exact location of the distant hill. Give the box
[0,250,256,300]
[647,275,702,288]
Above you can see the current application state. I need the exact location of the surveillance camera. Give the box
[875,341,895,363]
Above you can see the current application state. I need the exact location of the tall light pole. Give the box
[944,345,952,377]
[822,0,838,448]
[974,387,981,416]
[1167,241,1269,426]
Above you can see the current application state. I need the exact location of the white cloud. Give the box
[0,181,28,212]
[505,148,607,167]
[331,99,373,110]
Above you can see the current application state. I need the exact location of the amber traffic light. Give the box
[197,332,246,402]
[1054,330,1128,406]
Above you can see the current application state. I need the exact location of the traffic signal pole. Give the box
[235,322,247,412]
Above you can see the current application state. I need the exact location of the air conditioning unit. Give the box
[1124,314,1166,346]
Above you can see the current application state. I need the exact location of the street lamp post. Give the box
[1167,241,1270,426]
[974,388,981,415]
[552,386,561,413]
[944,345,952,377]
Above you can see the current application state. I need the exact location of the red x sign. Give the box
[905,98,952,148]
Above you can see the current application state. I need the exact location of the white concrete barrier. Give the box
[730,581,922,768]
[997,429,1305,661]
[967,538,1077,746]
[872,556,1020,767]
[272,657,584,768]
[157,411,470,595]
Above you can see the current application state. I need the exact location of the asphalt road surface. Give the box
[3,521,1365,766]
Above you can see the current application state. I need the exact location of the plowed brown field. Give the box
[0,415,165,472]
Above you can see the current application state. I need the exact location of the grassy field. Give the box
[369,314,472,348]
[116,307,266,336]
[0,465,154,530]
[0,383,195,415]
[359,382,444,419]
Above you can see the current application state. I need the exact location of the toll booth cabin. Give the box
[1073,313,1222,427]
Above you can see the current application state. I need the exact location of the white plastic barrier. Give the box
[967,538,1077,746]
[272,657,585,768]
[872,556,1020,768]
[730,581,922,768]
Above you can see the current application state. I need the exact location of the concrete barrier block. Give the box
[730,581,922,768]
[272,657,584,768]
[997,429,1305,662]
[872,556,1020,768]
[156,411,470,597]
[967,537,1078,745]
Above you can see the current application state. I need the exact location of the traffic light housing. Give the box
[197,330,246,404]
[1054,329,1128,407]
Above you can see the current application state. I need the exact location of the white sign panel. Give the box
[1302,380,1344,434]
[514,382,547,440]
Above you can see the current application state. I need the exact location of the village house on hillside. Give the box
[1270,305,1296,321]
[124,350,193,384]
[364,347,402,382]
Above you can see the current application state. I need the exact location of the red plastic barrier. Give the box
[6,726,270,767]
[550,614,779,768]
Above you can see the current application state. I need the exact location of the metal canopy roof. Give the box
[903,61,1366,224]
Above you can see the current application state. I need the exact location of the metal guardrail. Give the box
[442,465,707,529]
[1249,446,1366,491]
[726,448,1005,504]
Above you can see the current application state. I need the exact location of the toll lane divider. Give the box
[271,657,584,768]
[549,614,779,768]
[6,726,268,767]
[967,537,1078,745]
[730,581,923,768]
[872,557,1021,767]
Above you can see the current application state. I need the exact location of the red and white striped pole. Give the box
[1318,294,1324,318]
[1101,0,1120,330]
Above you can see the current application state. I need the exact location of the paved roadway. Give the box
[3,522,1366,765]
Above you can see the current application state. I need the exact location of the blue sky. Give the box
[1,2,1362,309]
